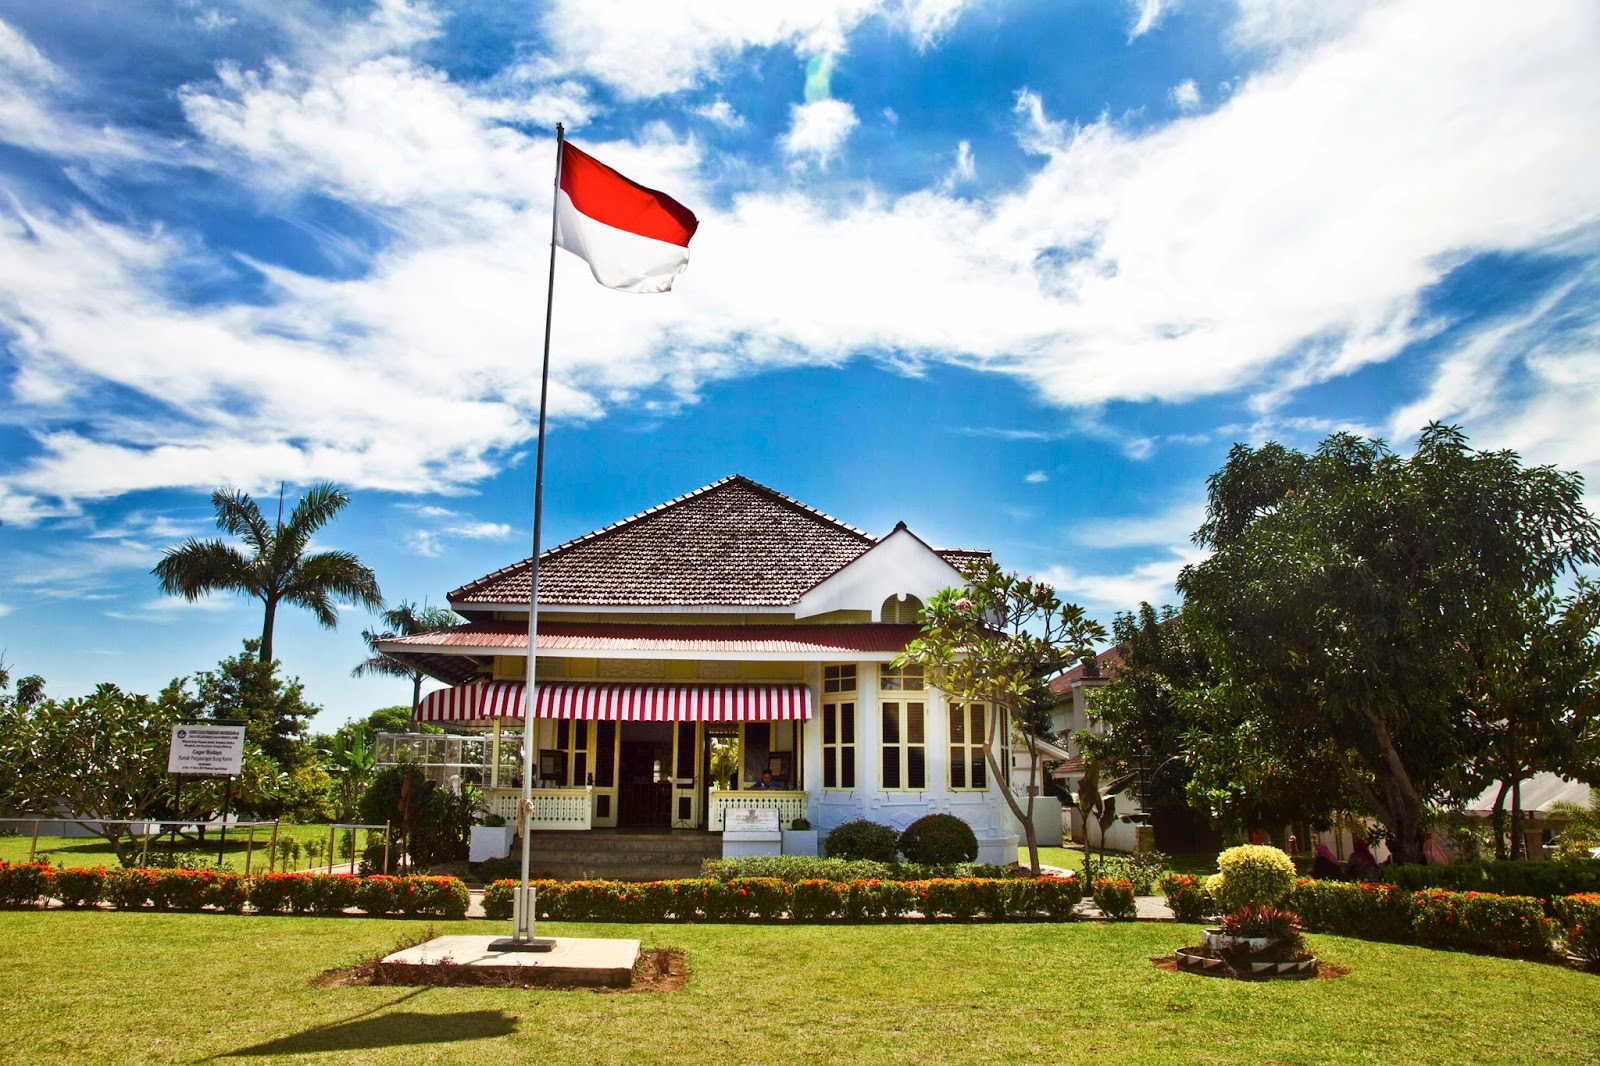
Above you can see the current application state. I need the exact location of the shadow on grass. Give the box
[212,990,518,1058]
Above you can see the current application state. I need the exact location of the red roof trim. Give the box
[386,620,923,654]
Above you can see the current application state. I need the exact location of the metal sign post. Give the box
[169,719,246,865]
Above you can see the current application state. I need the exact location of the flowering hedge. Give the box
[1287,879,1559,959]
[481,874,1080,922]
[1092,877,1137,920]
[0,861,464,918]
[1553,893,1600,968]
[1158,874,1213,923]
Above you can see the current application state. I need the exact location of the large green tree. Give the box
[1453,580,1600,858]
[351,601,460,716]
[1178,424,1600,863]
[898,560,1106,875]
[152,482,382,664]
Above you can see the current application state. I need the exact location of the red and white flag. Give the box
[555,141,699,294]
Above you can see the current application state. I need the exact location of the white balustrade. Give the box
[485,786,594,831]
[708,790,808,831]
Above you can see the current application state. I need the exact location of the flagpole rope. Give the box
[512,121,565,946]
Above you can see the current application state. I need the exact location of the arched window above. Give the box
[880,593,924,624]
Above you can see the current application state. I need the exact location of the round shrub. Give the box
[1209,845,1296,912]
[824,819,899,862]
[897,814,978,865]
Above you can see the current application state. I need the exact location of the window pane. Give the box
[970,705,984,740]
[824,751,837,789]
[907,704,925,744]
[950,748,966,789]
[881,705,900,744]
[908,746,926,790]
[823,706,838,745]
[972,755,986,790]
[841,747,855,788]
[950,706,965,744]
[841,704,855,744]
[881,745,900,789]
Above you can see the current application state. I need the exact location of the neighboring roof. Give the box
[1049,646,1128,695]
[1464,773,1594,816]
[448,474,989,610]
[383,620,923,655]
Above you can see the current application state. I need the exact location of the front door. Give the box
[618,722,673,828]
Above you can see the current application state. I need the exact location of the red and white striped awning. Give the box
[415,681,811,724]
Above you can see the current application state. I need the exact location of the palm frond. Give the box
[210,488,272,555]
[151,540,257,599]
[287,550,384,612]
[278,483,350,558]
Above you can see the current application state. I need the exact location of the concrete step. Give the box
[520,830,723,882]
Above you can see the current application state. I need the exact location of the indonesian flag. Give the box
[555,141,700,294]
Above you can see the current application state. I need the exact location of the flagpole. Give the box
[497,122,564,952]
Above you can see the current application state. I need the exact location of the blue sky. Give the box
[1,0,1597,729]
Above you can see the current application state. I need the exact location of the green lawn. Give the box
[0,910,1595,1065]
[0,823,358,872]
[1020,845,1221,880]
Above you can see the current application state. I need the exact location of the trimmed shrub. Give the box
[1209,845,1296,912]
[1384,858,1600,899]
[825,820,900,862]
[897,814,978,866]
[309,873,361,915]
[248,872,317,914]
[207,872,249,914]
[790,878,846,920]
[1410,889,1555,958]
[701,855,1009,883]
[1287,878,1415,941]
[1158,873,1213,923]
[1554,893,1600,968]
[106,867,160,910]
[1097,851,1170,895]
[1092,877,1137,920]
[1034,875,1082,920]
[52,865,108,908]
[482,878,563,921]
[0,861,51,908]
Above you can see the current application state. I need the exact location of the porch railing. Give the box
[708,790,807,831]
[483,786,594,831]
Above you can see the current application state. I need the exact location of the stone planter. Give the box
[781,829,819,857]
[469,824,515,863]
[1201,928,1272,954]
[1175,946,1318,979]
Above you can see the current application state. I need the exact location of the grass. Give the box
[1019,845,1221,880]
[0,910,1596,1065]
[0,823,365,872]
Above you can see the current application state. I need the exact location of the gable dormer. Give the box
[794,522,969,620]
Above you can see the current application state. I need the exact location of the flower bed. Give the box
[1553,893,1600,968]
[1287,879,1559,959]
[0,861,465,918]
[1158,873,1213,923]
[482,874,1080,922]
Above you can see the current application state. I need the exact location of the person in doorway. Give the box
[754,771,781,790]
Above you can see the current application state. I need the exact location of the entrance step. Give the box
[520,829,722,882]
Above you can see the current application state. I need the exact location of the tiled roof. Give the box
[384,621,924,655]
[449,474,987,609]
[1048,646,1126,694]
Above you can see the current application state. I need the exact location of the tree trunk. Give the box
[1511,777,1524,861]
[1490,780,1509,860]
[260,597,277,665]
[983,707,1039,875]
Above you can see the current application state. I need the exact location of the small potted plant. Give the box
[783,817,819,857]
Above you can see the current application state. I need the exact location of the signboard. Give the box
[167,724,245,776]
[726,807,782,835]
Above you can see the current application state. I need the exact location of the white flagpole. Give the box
[497,122,564,952]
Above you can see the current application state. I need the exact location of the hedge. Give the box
[482,874,1081,922]
[700,855,1011,883]
[1553,893,1600,969]
[1286,879,1559,959]
[0,861,466,918]
[1382,859,1600,899]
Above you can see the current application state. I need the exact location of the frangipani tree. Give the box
[898,560,1106,875]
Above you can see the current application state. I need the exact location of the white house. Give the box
[377,475,1020,865]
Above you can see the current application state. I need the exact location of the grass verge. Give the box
[0,910,1595,1065]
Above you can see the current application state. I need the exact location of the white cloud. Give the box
[2,0,1599,531]
[1071,497,1205,549]
[1169,79,1200,110]
[1129,0,1172,39]
[1024,470,1049,484]
[539,0,972,99]
[944,139,975,188]
[0,601,12,618]
[780,98,858,165]
[694,98,745,128]
[1039,548,1201,619]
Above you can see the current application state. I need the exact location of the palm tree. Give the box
[351,601,460,716]
[152,483,383,664]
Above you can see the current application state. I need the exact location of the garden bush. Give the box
[1383,858,1600,899]
[1096,851,1170,895]
[1208,845,1296,912]
[1410,889,1555,958]
[1287,878,1416,941]
[1158,873,1213,923]
[825,820,900,862]
[1092,877,1137,920]
[52,865,108,908]
[106,867,160,910]
[0,861,51,907]
[1553,893,1600,968]
[701,855,1010,884]
[897,814,978,866]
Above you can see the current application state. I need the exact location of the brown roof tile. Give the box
[450,475,884,608]
[384,620,924,654]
